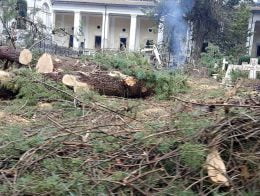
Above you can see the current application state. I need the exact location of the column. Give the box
[73,11,81,50]
[102,13,110,49]
[51,11,56,40]
[129,14,137,51]
[52,11,56,30]
[85,15,89,49]
[248,20,256,56]
[157,22,164,45]
[0,8,3,34]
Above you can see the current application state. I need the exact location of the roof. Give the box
[52,0,155,6]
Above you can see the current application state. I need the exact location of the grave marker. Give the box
[223,58,260,83]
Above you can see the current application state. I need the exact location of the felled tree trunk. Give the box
[0,46,32,69]
[46,71,152,98]
[36,53,95,73]
[34,53,153,98]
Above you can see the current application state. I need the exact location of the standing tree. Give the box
[0,0,49,48]
[210,2,252,61]
[153,0,253,62]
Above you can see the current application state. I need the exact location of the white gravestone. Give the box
[224,58,260,83]
[222,58,229,71]
[249,58,258,79]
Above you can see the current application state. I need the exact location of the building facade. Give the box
[0,0,162,52]
[247,0,260,57]
[52,0,160,51]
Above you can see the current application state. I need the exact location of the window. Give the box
[148,28,153,33]
[257,45,260,57]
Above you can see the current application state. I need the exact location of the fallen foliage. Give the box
[0,77,259,195]
[0,52,259,195]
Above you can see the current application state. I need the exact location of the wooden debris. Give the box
[36,53,54,73]
[19,49,32,65]
[0,70,13,83]
[206,149,230,187]
[53,71,151,98]
[38,102,53,111]
[62,74,92,94]
[62,74,78,87]
[0,46,32,68]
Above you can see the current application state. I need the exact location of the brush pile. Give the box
[0,47,259,195]
[200,110,260,194]
[0,88,259,195]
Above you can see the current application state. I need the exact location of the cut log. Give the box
[62,74,92,94]
[36,53,54,73]
[0,70,13,83]
[19,49,32,65]
[48,70,152,98]
[42,55,152,98]
[0,46,32,66]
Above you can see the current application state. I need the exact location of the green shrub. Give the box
[199,43,224,76]
[230,69,249,82]
[180,143,207,170]
[154,71,189,99]
[238,55,251,65]
[158,137,178,153]
[238,56,260,65]
[12,69,73,105]
[84,52,189,99]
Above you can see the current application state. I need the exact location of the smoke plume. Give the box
[164,0,194,66]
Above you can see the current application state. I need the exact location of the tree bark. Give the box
[0,52,153,98]
[35,53,153,98]
[191,24,207,61]
[46,71,152,98]
[0,46,32,68]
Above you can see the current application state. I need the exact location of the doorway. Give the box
[257,45,260,57]
[95,36,101,49]
[120,38,127,50]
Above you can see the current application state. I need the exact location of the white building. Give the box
[247,0,260,56]
[248,4,260,56]
[0,0,162,52]
[52,0,160,51]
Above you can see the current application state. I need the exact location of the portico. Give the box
[52,0,159,51]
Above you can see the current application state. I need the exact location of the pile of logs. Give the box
[0,46,152,98]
